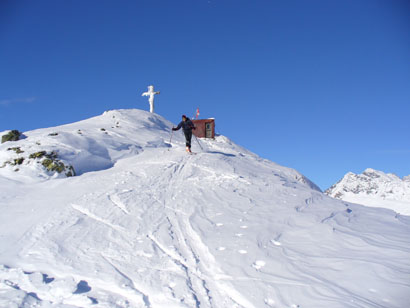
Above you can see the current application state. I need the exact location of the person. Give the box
[172,115,196,153]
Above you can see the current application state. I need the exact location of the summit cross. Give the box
[141,85,160,113]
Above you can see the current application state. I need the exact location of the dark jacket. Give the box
[173,118,195,133]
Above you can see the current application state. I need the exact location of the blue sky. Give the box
[1,0,409,190]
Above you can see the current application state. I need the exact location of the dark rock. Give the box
[7,147,24,154]
[29,151,47,159]
[13,158,24,165]
[1,130,21,143]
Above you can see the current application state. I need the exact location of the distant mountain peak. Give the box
[326,168,410,215]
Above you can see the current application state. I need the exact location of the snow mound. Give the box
[0,109,176,182]
[1,109,409,307]
[326,168,410,215]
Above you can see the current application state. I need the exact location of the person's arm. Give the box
[172,121,183,131]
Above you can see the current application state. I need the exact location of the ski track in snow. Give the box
[108,193,131,215]
[71,203,126,233]
[147,151,257,308]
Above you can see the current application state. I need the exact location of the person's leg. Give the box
[184,131,192,151]
[187,131,192,149]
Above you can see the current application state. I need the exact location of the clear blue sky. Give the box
[1,0,409,190]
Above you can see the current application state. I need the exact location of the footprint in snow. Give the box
[252,260,266,270]
[240,225,248,229]
[216,223,224,227]
[2,267,96,305]
[74,280,92,294]
[271,239,282,246]
[235,233,244,237]
[264,298,275,306]
[271,233,283,246]
[238,250,247,254]
[217,247,226,251]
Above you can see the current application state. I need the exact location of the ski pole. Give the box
[169,129,174,144]
[194,134,203,151]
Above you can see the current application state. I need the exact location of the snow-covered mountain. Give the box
[325,168,410,216]
[1,109,409,308]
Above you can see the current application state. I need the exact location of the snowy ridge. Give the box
[325,168,410,215]
[1,109,410,307]
[0,109,174,181]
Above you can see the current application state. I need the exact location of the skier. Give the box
[172,115,196,153]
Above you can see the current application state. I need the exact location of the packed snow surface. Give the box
[326,168,410,216]
[1,109,409,308]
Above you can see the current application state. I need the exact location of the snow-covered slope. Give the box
[325,168,410,216]
[0,110,175,182]
[1,109,409,308]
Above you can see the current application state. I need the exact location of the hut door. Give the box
[205,122,213,138]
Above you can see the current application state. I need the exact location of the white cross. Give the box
[141,85,160,113]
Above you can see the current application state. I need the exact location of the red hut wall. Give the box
[192,119,215,138]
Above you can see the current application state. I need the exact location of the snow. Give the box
[1,109,410,307]
[326,168,410,216]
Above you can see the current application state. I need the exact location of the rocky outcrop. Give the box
[1,149,75,177]
[1,130,22,143]
[30,151,76,177]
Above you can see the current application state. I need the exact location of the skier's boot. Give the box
[186,146,192,153]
